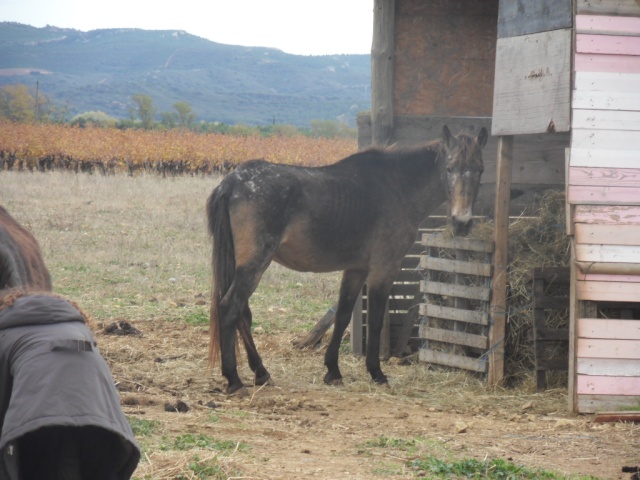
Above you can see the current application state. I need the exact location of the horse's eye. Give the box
[446,167,453,174]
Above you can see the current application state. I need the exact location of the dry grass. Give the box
[4,172,632,479]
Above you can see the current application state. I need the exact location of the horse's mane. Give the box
[332,139,442,171]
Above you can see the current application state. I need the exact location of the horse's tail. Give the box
[206,185,235,369]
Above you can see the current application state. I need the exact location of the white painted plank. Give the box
[576,244,640,263]
[577,357,640,376]
[576,15,640,36]
[574,204,640,225]
[572,109,640,131]
[574,71,640,94]
[570,148,640,168]
[575,223,640,245]
[571,129,640,151]
[576,280,640,302]
[578,318,640,340]
[572,90,640,112]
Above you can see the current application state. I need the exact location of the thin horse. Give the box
[0,206,52,291]
[207,125,488,395]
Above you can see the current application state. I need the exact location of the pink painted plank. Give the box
[578,318,640,340]
[576,15,640,36]
[569,166,640,187]
[574,205,640,225]
[577,337,640,359]
[575,53,640,74]
[577,34,640,56]
[577,357,640,376]
[574,223,640,246]
[568,185,640,204]
[576,279,640,301]
[577,374,640,395]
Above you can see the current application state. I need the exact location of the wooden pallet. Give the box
[419,234,494,373]
[532,267,570,391]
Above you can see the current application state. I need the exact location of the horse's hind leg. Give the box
[324,269,367,385]
[238,303,271,386]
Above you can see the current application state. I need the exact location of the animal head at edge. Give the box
[441,125,488,237]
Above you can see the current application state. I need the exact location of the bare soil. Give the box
[101,318,638,480]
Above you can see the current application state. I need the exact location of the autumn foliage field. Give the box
[0,121,358,175]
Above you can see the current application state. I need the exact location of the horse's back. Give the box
[0,206,52,291]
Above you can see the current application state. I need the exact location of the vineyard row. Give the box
[0,122,357,176]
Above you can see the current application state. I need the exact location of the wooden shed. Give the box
[358,0,640,414]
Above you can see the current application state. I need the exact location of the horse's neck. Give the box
[397,155,447,227]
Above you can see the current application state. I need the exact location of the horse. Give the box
[207,125,488,395]
[0,206,52,291]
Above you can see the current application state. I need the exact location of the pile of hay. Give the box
[470,190,571,385]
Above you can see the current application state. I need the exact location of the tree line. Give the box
[0,83,357,139]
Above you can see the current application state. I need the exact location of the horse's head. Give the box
[441,125,488,236]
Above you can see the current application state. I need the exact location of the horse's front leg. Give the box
[364,280,395,385]
[324,269,367,385]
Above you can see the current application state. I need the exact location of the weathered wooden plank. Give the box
[576,244,640,263]
[492,30,571,136]
[419,348,487,373]
[577,394,640,413]
[577,279,640,302]
[578,357,640,376]
[568,185,640,205]
[575,223,640,245]
[572,109,640,131]
[572,91,640,112]
[422,234,494,253]
[575,53,640,74]
[420,256,492,277]
[577,374,640,395]
[574,71,640,94]
[576,14,640,36]
[576,33,640,56]
[497,0,572,39]
[576,0,640,17]
[419,325,487,350]
[574,204,640,225]
[569,166,640,188]
[421,280,492,302]
[371,0,394,147]
[593,411,640,423]
[570,148,640,168]
[534,296,569,310]
[578,318,640,340]
[577,337,640,359]
[535,327,569,341]
[419,303,489,326]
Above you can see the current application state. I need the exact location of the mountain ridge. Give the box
[0,22,371,127]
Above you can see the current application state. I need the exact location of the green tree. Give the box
[0,84,35,123]
[173,101,195,129]
[130,94,157,129]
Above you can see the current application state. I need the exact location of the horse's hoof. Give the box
[227,383,248,397]
[372,375,388,385]
[323,373,343,386]
[255,373,272,386]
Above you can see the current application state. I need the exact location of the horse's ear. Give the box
[477,127,488,148]
[442,125,453,148]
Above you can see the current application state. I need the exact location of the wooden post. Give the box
[371,0,394,147]
[488,135,513,385]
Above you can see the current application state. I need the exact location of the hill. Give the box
[0,22,371,127]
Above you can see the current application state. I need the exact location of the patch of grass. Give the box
[127,416,161,437]
[185,309,209,325]
[408,456,587,479]
[161,433,249,453]
[176,455,228,480]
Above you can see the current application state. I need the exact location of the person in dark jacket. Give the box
[0,289,140,480]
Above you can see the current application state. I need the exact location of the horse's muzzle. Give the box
[452,218,473,237]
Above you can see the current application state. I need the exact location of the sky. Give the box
[2,0,374,56]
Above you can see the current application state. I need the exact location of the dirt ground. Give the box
[101,317,639,480]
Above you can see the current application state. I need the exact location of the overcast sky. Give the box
[3,0,374,56]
